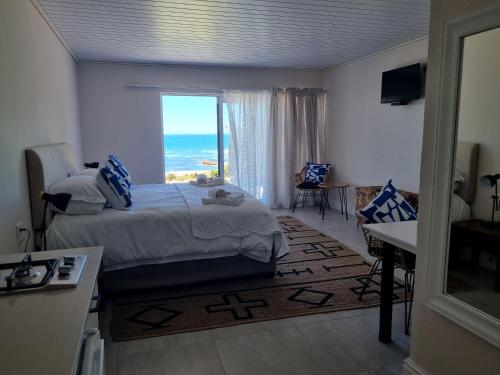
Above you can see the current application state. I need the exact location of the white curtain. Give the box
[269,88,327,209]
[224,88,326,209]
[224,90,272,206]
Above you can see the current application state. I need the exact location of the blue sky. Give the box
[162,95,218,135]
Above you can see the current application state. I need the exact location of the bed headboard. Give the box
[25,143,78,238]
[455,141,479,204]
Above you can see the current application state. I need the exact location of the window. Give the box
[161,95,231,183]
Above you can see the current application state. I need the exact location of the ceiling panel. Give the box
[36,0,430,69]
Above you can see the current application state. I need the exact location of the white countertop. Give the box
[364,221,418,254]
[0,247,103,375]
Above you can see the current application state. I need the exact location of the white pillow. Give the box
[49,175,106,215]
[73,168,99,177]
[453,171,465,192]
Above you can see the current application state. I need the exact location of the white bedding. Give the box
[450,193,471,222]
[46,183,288,271]
[176,183,282,239]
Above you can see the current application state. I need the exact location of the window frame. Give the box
[160,92,227,181]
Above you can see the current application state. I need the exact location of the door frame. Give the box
[424,2,500,349]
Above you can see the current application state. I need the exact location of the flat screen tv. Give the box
[381,63,423,105]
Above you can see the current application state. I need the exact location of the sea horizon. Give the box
[163,133,230,173]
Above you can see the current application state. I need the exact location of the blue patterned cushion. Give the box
[304,162,331,184]
[108,155,131,187]
[96,166,132,209]
[358,180,417,223]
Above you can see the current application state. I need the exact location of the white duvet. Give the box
[46,183,288,271]
[450,193,471,222]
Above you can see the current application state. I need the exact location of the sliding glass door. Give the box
[161,95,230,183]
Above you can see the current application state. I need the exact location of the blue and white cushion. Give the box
[96,166,132,209]
[358,180,417,223]
[304,162,331,184]
[108,155,131,187]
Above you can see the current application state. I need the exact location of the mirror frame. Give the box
[425,2,500,349]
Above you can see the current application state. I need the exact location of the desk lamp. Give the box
[479,174,500,223]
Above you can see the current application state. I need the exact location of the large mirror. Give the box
[446,26,500,320]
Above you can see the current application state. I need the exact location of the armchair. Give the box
[292,164,332,212]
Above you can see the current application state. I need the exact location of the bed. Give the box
[25,143,288,294]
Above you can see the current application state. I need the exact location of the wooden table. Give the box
[364,220,417,343]
[318,183,350,220]
[450,219,500,292]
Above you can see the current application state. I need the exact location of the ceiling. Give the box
[36,0,430,70]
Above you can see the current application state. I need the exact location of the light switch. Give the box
[144,126,152,135]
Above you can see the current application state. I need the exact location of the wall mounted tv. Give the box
[381,63,424,105]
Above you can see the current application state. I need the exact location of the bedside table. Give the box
[450,220,500,292]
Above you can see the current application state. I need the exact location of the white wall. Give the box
[0,0,81,253]
[457,27,500,221]
[78,62,324,184]
[408,0,500,374]
[323,38,428,213]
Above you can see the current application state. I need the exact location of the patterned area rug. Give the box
[110,216,405,341]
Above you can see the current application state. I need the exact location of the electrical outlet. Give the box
[16,221,26,247]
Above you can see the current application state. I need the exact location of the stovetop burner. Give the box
[1,254,58,292]
[0,253,87,296]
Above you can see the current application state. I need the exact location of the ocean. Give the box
[164,134,230,173]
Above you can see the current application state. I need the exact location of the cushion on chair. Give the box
[304,162,331,184]
[357,180,417,223]
[297,181,320,189]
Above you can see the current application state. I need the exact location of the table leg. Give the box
[321,188,329,220]
[343,188,348,221]
[379,241,395,343]
[496,254,500,292]
[337,189,343,215]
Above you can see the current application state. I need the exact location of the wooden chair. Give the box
[292,165,332,212]
[354,186,418,334]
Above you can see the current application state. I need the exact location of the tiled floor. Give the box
[449,266,500,319]
[102,207,410,375]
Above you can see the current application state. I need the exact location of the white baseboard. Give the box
[327,198,356,217]
[403,358,430,375]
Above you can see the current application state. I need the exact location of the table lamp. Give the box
[479,173,500,223]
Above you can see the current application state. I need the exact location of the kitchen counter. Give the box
[0,247,103,375]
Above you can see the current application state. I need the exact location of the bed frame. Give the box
[25,143,277,294]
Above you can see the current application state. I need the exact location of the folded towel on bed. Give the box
[201,196,244,206]
[175,183,287,255]
[208,188,228,199]
[190,176,225,187]
[202,188,244,205]
[197,174,208,184]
